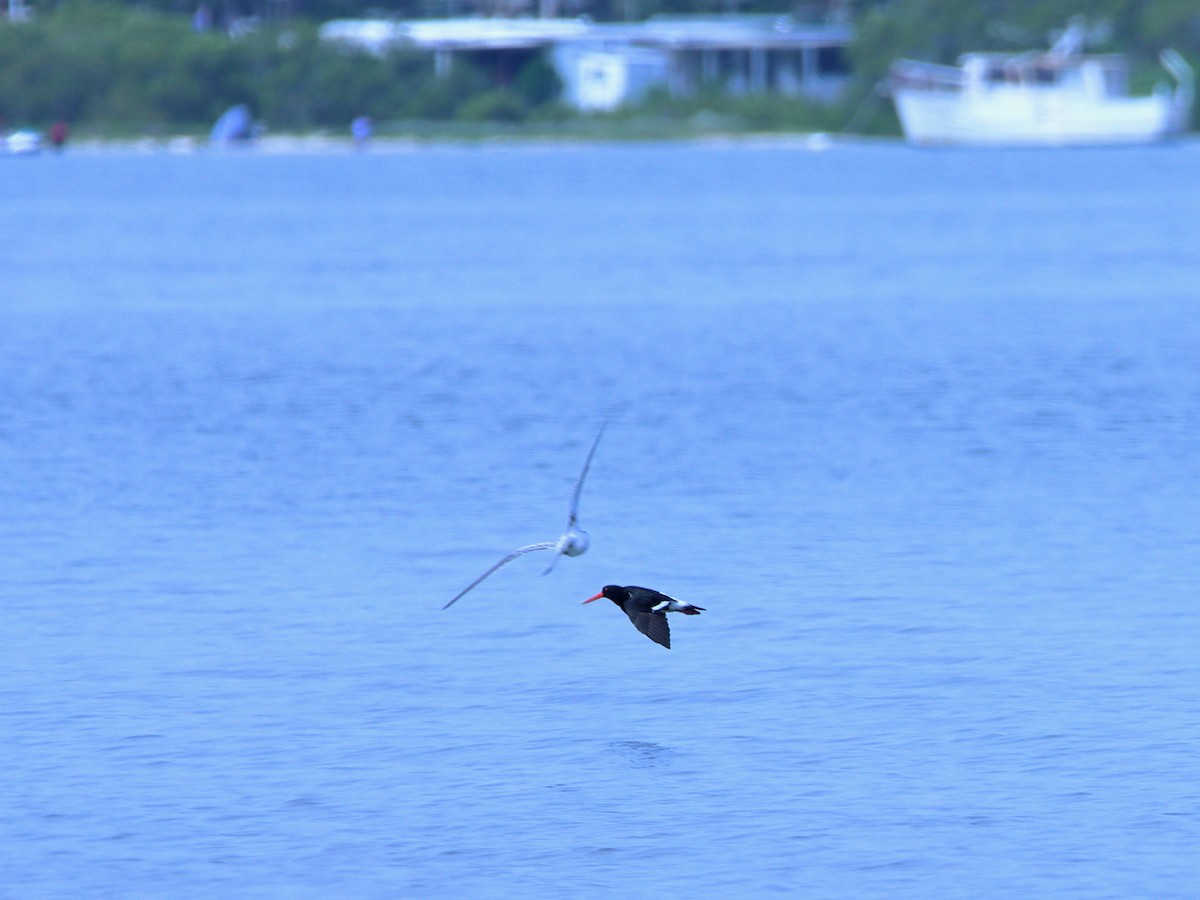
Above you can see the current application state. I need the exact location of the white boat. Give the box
[1,129,42,155]
[888,21,1193,147]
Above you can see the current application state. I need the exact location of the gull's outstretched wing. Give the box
[443,542,556,609]
[564,419,606,530]
[538,420,606,577]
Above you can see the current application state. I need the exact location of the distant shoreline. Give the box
[36,132,1200,156]
[28,130,900,156]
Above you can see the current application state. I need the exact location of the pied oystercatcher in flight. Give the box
[443,421,606,610]
[583,585,705,649]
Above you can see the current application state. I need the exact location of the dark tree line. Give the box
[851,0,1200,87]
[0,2,569,130]
[2,0,1195,133]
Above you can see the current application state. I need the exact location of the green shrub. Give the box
[406,63,490,120]
[457,88,527,122]
[513,55,561,107]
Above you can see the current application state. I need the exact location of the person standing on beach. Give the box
[50,121,69,151]
[351,115,372,151]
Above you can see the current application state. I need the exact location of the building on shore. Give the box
[319,15,852,111]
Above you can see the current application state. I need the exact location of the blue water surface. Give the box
[1,140,1198,897]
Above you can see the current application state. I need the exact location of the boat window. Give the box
[1033,66,1057,84]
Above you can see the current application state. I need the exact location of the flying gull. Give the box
[443,421,606,609]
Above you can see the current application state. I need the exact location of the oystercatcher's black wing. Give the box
[627,610,671,649]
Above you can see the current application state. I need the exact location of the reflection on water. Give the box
[611,741,674,768]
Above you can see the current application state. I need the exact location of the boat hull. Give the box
[893,88,1180,147]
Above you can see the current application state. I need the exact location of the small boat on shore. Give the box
[1,129,42,155]
[888,20,1193,147]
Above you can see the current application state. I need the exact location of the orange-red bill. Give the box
[582,591,604,604]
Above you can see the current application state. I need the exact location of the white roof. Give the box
[404,17,590,48]
[321,17,590,52]
[320,15,850,54]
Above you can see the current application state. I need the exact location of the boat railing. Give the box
[888,59,964,92]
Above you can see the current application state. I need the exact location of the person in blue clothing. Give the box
[351,115,372,151]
